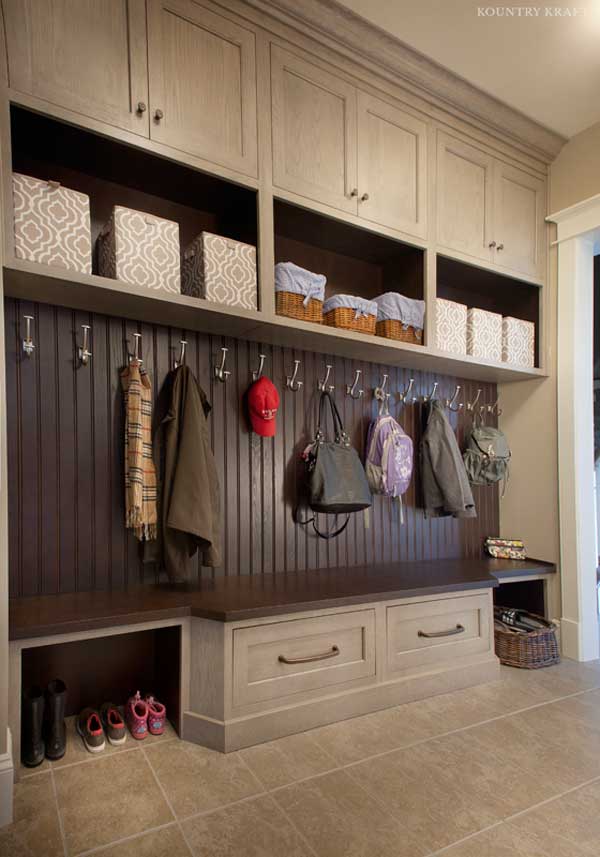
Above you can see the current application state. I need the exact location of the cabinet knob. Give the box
[154,109,164,121]
[497,243,504,251]
[136,101,147,114]
[349,188,358,198]
[360,193,369,202]
[488,241,496,248]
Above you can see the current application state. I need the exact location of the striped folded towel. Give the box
[121,359,157,541]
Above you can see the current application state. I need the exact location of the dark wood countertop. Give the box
[9,557,555,641]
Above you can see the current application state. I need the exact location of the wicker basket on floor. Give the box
[276,291,323,323]
[324,306,376,335]
[494,609,560,669]
[376,319,423,344]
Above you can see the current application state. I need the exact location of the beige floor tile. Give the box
[439,820,595,857]
[181,794,312,856]
[88,824,191,856]
[240,732,337,789]
[17,756,51,779]
[273,768,423,857]
[144,739,263,819]
[54,748,173,854]
[0,771,63,857]
[52,714,137,769]
[503,658,600,699]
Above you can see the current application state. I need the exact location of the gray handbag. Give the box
[463,425,511,495]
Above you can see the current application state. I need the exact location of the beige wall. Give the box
[550,120,600,213]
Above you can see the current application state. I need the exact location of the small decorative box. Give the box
[502,316,535,367]
[97,206,180,293]
[436,298,467,354]
[12,173,92,274]
[182,232,257,310]
[467,307,503,362]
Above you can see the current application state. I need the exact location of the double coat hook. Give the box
[467,388,482,412]
[446,385,462,412]
[130,333,143,364]
[346,369,363,399]
[423,381,438,403]
[252,353,266,381]
[399,378,416,404]
[286,359,303,392]
[22,315,35,357]
[214,346,230,383]
[77,324,92,366]
[318,364,334,392]
[174,339,187,369]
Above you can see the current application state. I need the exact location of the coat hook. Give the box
[286,359,303,392]
[446,385,463,412]
[174,339,187,369]
[467,388,482,412]
[318,363,333,391]
[77,324,92,366]
[423,381,439,403]
[214,346,230,383]
[373,373,388,404]
[399,378,416,404]
[487,398,503,417]
[129,332,143,364]
[22,315,35,357]
[346,369,363,399]
[252,353,266,381]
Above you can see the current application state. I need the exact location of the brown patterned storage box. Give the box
[182,232,257,310]
[12,173,92,274]
[97,206,180,293]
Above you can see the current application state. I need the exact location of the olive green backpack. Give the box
[463,425,511,496]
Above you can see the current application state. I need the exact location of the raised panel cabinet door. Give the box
[271,45,358,214]
[493,161,546,280]
[2,0,149,136]
[436,131,494,263]
[147,0,257,177]
[357,92,428,239]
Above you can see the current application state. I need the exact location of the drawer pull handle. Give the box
[418,624,465,639]
[278,645,340,665]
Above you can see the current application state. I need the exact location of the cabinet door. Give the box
[3,0,149,136]
[493,161,546,280]
[271,46,358,214]
[147,0,257,177]
[357,92,428,239]
[436,132,494,263]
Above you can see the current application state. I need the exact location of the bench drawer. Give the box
[386,594,491,677]
[232,609,376,709]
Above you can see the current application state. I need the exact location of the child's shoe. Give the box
[144,695,166,736]
[77,708,105,754]
[125,691,148,740]
[100,702,127,746]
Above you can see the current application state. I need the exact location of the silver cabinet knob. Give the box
[136,101,147,114]
[488,241,496,248]
[349,188,358,198]
[497,243,504,251]
[360,193,369,202]
[154,108,164,121]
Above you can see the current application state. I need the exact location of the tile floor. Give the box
[4,659,600,856]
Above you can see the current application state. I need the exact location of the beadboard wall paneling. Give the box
[5,298,499,597]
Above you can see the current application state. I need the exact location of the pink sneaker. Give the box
[144,695,166,736]
[125,691,148,740]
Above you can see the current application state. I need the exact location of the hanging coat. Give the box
[421,399,476,519]
[150,365,222,581]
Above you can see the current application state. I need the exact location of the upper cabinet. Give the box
[436,131,546,281]
[2,0,150,136]
[146,0,258,177]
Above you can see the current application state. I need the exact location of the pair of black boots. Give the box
[21,679,67,767]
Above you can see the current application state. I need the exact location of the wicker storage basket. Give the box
[376,319,422,344]
[323,295,378,335]
[494,609,560,669]
[276,290,323,323]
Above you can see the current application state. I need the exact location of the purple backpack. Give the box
[365,415,413,522]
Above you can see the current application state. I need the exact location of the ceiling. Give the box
[335,0,600,139]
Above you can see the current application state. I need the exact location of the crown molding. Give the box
[245,0,566,163]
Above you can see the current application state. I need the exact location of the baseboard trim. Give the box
[0,729,14,828]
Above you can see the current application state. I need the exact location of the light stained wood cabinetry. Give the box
[493,160,545,280]
[2,0,149,136]
[147,0,258,176]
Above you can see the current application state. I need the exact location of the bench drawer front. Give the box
[233,610,376,708]
[386,594,491,676]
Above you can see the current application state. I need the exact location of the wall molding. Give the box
[0,729,13,828]
[245,0,566,163]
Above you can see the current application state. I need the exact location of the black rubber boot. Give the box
[21,685,45,767]
[44,679,67,761]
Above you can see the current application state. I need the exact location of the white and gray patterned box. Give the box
[12,173,92,274]
[436,298,467,355]
[467,307,503,362]
[182,232,257,310]
[502,316,535,367]
[97,206,180,293]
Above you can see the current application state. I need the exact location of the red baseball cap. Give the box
[247,377,280,437]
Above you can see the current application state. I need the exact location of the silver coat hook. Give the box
[22,315,35,357]
[78,324,92,366]
[346,369,363,399]
[467,388,482,412]
[252,353,266,381]
[318,364,333,392]
[214,346,230,383]
[130,332,143,364]
[399,378,416,404]
[174,339,187,369]
[286,359,303,392]
[373,373,388,404]
[423,381,438,403]
[446,385,463,412]
[487,398,503,417]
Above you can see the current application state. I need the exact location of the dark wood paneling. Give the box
[5,298,499,597]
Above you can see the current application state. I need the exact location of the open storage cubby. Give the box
[436,255,540,367]
[274,198,424,305]
[9,105,258,281]
[21,625,181,727]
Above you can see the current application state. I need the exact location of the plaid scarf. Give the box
[121,359,157,541]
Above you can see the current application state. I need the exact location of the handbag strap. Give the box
[294,504,351,540]
[317,391,348,444]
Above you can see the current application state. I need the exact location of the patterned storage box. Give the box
[467,307,503,362]
[436,298,467,355]
[182,232,257,310]
[502,316,535,367]
[97,206,180,293]
[12,173,92,274]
